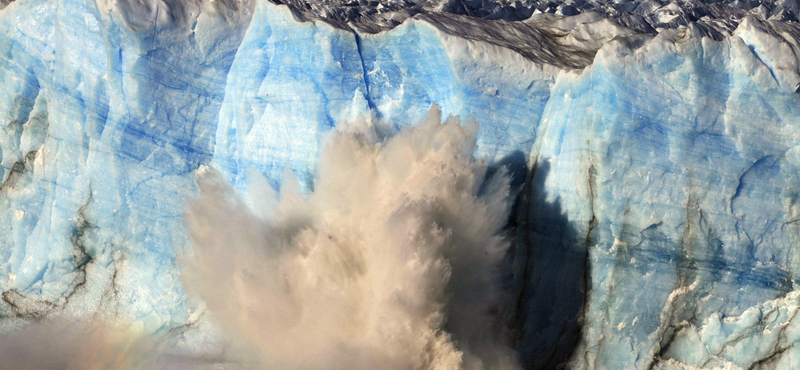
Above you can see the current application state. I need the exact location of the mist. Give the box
[0,318,152,370]
[182,106,522,370]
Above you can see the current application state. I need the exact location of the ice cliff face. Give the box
[2,0,800,368]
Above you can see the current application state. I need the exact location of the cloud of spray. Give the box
[0,318,153,370]
[0,316,246,370]
[182,106,522,370]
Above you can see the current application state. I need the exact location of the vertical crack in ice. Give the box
[579,162,597,366]
[646,193,699,370]
[352,32,378,112]
[67,191,96,300]
[97,256,123,319]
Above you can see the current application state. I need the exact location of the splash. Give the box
[182,106,522,370]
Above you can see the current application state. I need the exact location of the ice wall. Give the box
[0,0,255,339]
[2,0,800,368]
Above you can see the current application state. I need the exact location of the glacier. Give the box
[2,0,800,368]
